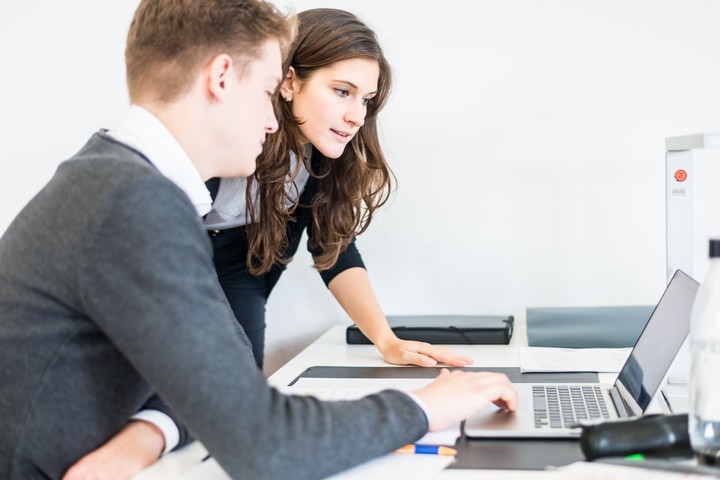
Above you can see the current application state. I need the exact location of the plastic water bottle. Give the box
[689,238,720,465]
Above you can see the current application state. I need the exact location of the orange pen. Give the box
[394,444,458,456]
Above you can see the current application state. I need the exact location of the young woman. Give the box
[205,7,472,370]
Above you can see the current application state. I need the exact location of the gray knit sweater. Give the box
[0,133,426,480]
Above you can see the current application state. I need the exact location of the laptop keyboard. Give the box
[533,385,610,429]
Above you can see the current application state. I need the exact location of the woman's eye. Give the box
[362,97,371,106]
[335,88,349,97]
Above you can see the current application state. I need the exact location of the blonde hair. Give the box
[126,0,292,103]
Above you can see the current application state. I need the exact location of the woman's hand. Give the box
[327,268,474,368]
[62,420,165,480]
[377,337,474,367]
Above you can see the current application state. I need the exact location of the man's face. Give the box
[219,39,282,177]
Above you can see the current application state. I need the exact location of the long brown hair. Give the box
[245,8,395,274]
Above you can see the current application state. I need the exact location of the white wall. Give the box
[2,1,719,374]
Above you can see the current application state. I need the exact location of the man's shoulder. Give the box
[41,133,199,239]
[63,132,157,178]
[56,132,188,205]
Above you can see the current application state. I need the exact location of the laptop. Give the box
[464,269,698,438]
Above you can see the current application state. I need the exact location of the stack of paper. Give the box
[519,347,631,373]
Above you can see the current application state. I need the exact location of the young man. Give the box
[0,1,517,479]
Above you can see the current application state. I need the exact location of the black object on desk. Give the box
[450,436,585,470]
[346,315,514,345]
[291,366,599,385]
[580,414,692,461]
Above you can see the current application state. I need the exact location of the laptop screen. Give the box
[614,269,699,415]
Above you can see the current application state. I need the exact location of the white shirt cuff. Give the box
[402,391,431,427]
[131,410,179,455]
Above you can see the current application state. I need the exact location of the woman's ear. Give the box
[280,66,296,102]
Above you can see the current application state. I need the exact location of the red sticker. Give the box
[674,169,687,182]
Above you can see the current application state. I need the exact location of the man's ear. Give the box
[279,66,297,101]
[207,53,234,101]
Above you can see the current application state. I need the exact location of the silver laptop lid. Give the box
[614,269,698,416]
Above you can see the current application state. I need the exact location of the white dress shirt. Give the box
[204,146,311,230]
[108,105,212,217]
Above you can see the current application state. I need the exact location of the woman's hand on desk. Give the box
[413,369,518,431]
[62,420,164,480]
[327,268,473,368]
[377,338,474,368]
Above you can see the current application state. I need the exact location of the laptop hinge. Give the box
[610,387,631,418]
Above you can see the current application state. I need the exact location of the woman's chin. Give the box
[313,143,347,160]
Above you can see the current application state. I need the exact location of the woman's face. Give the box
[284,58,380,159]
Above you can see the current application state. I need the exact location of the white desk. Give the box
[135,316,617,479]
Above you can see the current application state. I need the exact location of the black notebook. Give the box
[346,314,514,345]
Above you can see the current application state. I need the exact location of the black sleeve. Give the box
[311,236,366,287]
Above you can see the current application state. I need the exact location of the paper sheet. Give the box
[181,454,454,480]
[520,347,632,373]
[283,377,461,446]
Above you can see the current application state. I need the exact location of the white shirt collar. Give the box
[106,105,212,216]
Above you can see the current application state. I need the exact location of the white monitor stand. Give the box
[663,132,720,409]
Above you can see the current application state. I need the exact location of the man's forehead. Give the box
[243,39,282,80]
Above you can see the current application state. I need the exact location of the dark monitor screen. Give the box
[615,269,699,415]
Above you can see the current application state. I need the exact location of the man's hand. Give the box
[413,369,518,431]
[62,420,165,480]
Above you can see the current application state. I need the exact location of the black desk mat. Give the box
[292,366,599,385]
[292,366,598,470]
[450,435,583,470]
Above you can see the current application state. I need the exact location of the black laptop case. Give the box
[346,314,514,345]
